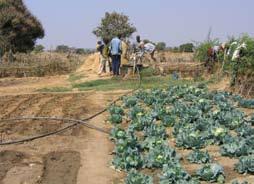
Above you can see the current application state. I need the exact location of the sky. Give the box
[24,0,254,49]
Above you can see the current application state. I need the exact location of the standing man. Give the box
[98,38,110,75]
[230,43,247,86]
[96,41,105,75]
[120,38,129,76]
[110,34,122,76]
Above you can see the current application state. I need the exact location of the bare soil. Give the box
[0,151,26,183]
[39,151,81,184]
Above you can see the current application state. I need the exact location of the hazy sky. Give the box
[24,0,254,49]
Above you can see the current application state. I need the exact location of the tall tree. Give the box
[93,12,136,41]
[156,42,166,51]
[0,0,44,53]
[179,43,194,52]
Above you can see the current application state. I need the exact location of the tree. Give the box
[179,43,194,52]
[0,0,45,53]
[55,45,70,53]
[33,44,44,53]
[93,12,136,40]
[76,48,86,55]
[172,47,180,53]
[156,42,166,51]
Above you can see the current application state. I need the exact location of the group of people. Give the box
[96,35,156,77]
[207,41,247,86]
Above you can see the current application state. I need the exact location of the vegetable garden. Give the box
[108,84,254,183]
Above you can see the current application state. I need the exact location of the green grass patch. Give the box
[72,75,197,91]
[68,73,86,82]
[38,87,72,93]
[140,67,157,77]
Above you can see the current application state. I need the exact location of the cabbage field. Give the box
[108,85,254,183]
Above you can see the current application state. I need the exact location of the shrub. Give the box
[156,42,166,51]
[179,43,194,52]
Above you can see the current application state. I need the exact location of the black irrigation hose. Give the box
[0,66,142,146]
[0,116,110,134]
[0,117,110,146]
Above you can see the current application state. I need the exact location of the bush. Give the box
[236,34,254,74]
[156,42,166,51]
[56,45,70,53]
[179,43,194,52]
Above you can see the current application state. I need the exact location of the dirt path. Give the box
[77,113,123,184]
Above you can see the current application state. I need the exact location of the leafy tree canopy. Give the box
[0,0,44,53]
[93,12,136,41]
[179,43,194,52]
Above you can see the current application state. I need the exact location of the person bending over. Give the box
[136,35,156,62]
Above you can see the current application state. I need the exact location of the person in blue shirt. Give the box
[110,34,122,76]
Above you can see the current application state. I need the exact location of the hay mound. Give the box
[77,53,100,74]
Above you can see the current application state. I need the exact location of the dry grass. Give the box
[158,51,195,63]
[0,52,86,78]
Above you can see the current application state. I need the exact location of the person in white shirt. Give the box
[136,35,156,61]
[230,42,247,86]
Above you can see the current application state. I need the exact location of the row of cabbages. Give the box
[108,84,254,183]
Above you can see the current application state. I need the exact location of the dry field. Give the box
[0,52,85,78]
